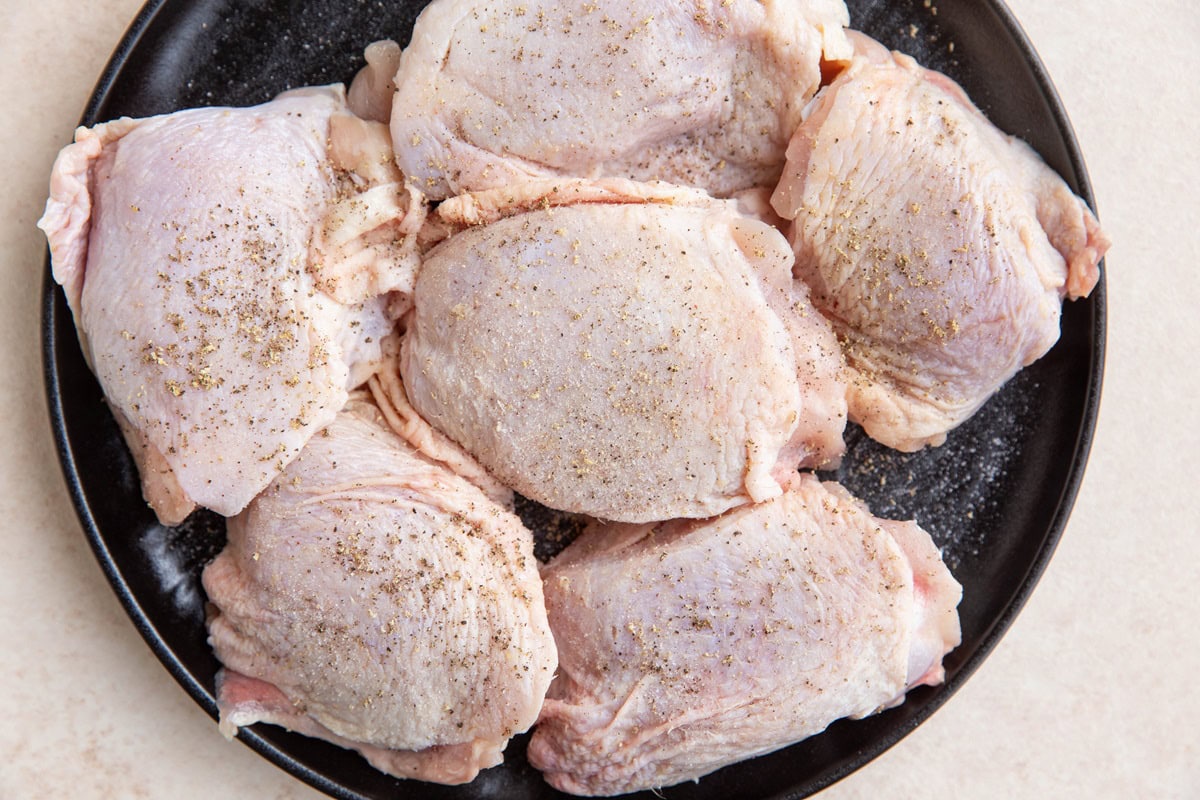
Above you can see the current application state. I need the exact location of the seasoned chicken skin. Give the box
[368,333,516,508]
[528,472,961,796]
[771,33,1110,451]
[203,395,556,785]
[401,180,846,523]
[391,0,852,200]
[39,86,420,522]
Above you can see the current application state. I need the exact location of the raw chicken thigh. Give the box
[401,179,847,523]
[528,472,961,796]
[39,86,420,522]
[203,394,556,785]
[771,33,1109,451]
[391,0,852,200]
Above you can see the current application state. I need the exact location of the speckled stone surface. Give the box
[1,1,1196,798]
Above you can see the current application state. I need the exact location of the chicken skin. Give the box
[203,394,556,784]
[400,179,847,523]
[39,86,420,522]
[528,472,961,795]
[771,33,1109,451]
[391,0,851,200]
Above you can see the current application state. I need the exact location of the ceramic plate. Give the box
[43,1,1105,797]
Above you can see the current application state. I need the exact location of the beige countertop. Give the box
[1,1,1195,798]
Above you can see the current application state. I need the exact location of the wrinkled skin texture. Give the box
[368,333,515,507]
[38,87,418,522]
[771,32,1110,451]
[203,396,556,785]
[215,671,501,785]
[392,0,851,200]
[528,472,962,796]
[401,180,846,523]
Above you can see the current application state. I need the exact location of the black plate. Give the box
[43,1,1105,798]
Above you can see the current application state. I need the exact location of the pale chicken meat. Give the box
[39,86,422,522]
[528,472,962,796]
[347,39,402,124]
[400,179,847,523]
[203,394,556,785]
[771,33,1110,451]
[391,0,852,200]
